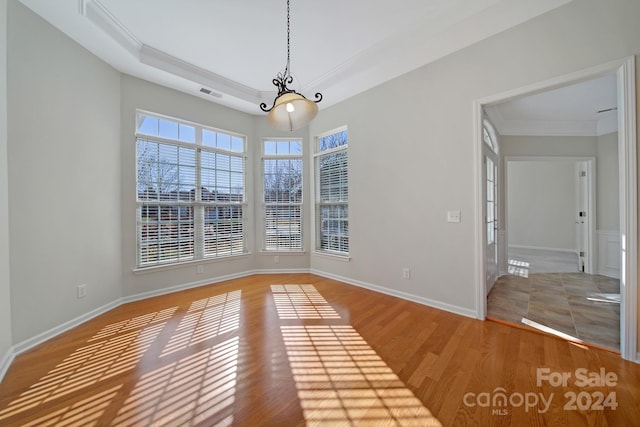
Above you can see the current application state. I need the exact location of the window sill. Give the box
[313,250,351,262]
[260,250,306,256]
[133,253,251,275]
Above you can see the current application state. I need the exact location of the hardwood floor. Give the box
[1,274,638,426]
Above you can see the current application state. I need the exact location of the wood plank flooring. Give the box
[1,273,638,426]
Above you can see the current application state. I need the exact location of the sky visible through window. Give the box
[138,115,244,152]
[137,114,245,197]
[264,140,302,156]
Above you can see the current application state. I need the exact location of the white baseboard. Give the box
[12,299,123,357]
[0,267,486,382]
[310,269,477,319]
[0,345,16,384]
[122,271,251,304]
[2,267,311,381]
[508,244,577,254]
[0,298,123,383]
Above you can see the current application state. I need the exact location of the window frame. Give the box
[313,126,349,257]
[486,157,497,245]
[261,138,304,252]
[482,118,499,246]
[135,111,248,269]
[483,118,499,154]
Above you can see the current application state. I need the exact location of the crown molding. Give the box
[81,0,140,57]
[81,0,274,108]
[138,45,269,104]
[486,105,618,137]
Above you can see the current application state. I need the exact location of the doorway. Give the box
[505,157,595,276]
[474,57,637,361]
[497,157,619,351]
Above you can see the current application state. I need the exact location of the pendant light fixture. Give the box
[260,0,322,131]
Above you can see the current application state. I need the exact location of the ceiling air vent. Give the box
[199,87,222,98]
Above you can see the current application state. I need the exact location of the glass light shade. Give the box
[267,92,319,131]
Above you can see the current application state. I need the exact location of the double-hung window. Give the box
[262,139,303,251]
[136,112,247,268]
[314,127,349,255]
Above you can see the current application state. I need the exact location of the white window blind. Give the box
[314,128,348,255]
[262,139,303,251]
[136,112,247,268]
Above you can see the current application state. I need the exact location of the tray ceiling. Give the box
[19,0,572,114]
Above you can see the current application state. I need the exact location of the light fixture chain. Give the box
[286,0,291,76]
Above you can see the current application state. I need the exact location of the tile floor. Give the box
[488,248,620,351]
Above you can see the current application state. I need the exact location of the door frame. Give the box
[503,156,596,275]
[473,56,637,362]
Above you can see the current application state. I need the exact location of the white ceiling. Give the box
[19,0,573,115]
[485,73,618,136]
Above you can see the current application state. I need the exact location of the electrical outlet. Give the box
[402,268,411,279]
[77,284,87,299]
[447,210,461,223]
[197,265,204,274]
[274,255,280,264]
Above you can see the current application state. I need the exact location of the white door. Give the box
[482,118,500,294]
[485,156,498,288]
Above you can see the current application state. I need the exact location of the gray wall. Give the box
[502,135,597,157]
[501,132,620,251]
[501,135,598,253]
[0,0,13,371]
[3,0,640,362]
[7,0,122,343]
[507,160,577,250]
[309,0,640,313]
[597,132,619,231]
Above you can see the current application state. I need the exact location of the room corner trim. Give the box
[310,269,477,319]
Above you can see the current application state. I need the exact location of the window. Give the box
[486,157,497,245]
[136,112,247,268]
[483,118,498,154]
[314,127,348,255]
[262,139,303,251]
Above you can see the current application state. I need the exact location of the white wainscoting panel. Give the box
[597,230,620,279]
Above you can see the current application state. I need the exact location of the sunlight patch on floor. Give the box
[508,258,530,277]
[161,290,241,357]
[112,337,238,427]
[271,284,341,319]
[521,317,583,343]
[0,308,177,423]
[281,325,441,426]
